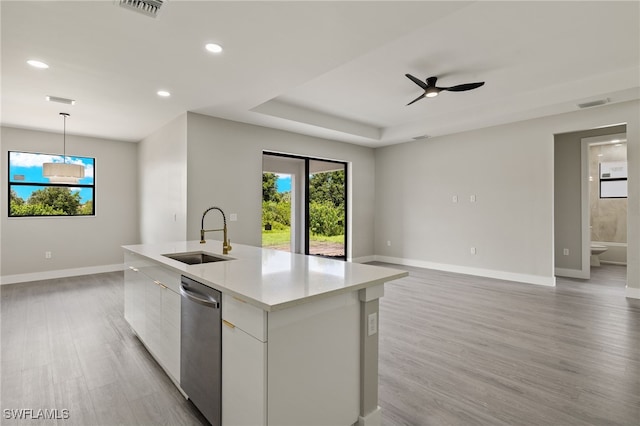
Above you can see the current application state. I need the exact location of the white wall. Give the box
[138,114,188,244]
[374,100,640,294]
[1,126,139,283]
[185,112,376,260]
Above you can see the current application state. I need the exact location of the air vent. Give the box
[577,99,609,109]
[46,96,76,105]
[119,0,164,18]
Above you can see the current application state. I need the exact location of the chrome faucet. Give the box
[200,206,232,255]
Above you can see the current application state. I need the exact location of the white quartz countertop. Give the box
[123,240,408,312]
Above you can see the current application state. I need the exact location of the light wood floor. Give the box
[1,264,638,425]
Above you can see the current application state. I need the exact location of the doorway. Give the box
[553,124,628,280]
[582,133,628,275]
[262,152,347,260]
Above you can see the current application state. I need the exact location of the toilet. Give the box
[590,244,608,266]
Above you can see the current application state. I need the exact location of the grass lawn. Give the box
[262,227,344,247]
[262,228,291,247]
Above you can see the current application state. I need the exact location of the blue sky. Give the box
[276,174,291,193]
[9,152,94,203]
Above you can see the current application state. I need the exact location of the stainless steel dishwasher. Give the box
[180,275,222,426]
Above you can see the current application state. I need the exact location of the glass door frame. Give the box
[263,151,348,261]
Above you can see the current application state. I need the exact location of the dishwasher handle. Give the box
[180,285,220,308]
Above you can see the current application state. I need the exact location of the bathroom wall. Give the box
[589,142,627,242]
[589,142,627,265]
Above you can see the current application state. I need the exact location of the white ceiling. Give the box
[2,1,639,147]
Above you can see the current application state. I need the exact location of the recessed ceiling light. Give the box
[157,90,171,97]
[205,43,223,53]
[27,60,49,69]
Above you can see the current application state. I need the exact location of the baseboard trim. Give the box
[600,261,627,266]
[351,255,376,264]
[626,287,640,299]
[357,406,381,426]
[555,267,590,279]
[1,263,125,285]
[375,255,556,287]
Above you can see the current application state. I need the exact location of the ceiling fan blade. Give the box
[405,74,428,90]
[406,93,426,106]
[442,82,485,92]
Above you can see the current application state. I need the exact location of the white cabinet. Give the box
[124,265,146,340]
[124,251,181,383]
[222,323,267,426]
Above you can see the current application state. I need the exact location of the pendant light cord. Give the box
[60,112,69,164]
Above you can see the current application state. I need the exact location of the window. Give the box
[8,151,95,217]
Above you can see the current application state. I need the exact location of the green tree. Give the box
[262,172,281,202]
[11,201,65,216]
[79,200,94,215]
[27,187,81,215]
[10,189,24,206]
[309,170,345,209]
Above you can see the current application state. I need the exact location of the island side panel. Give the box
[267,291,360,426]
[358,284,384,426]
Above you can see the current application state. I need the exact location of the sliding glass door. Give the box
[262,153,347,260]
[307,159,346,259]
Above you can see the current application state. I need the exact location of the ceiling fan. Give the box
[405,74,484,106]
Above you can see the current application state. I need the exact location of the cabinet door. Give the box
[124,266,146,340]
[145,279,164,363]
[222,323,267,426]
[161,287,181,381]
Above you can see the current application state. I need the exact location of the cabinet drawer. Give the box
[141,264,181,294]
[222,294,267,342]
[124,250,152,270]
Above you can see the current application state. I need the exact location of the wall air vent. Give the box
[118,0,164,18]
[577,98,609,109]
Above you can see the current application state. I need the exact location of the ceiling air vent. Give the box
[46,95,76,105]
[119,0,164,18]
[577,98,609,109]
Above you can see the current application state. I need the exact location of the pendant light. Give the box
[42,113,85,183]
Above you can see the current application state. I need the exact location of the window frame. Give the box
[8,150,96,218]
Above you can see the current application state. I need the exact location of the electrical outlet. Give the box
[367,312,378,336]
[229,213,238,221]
[470,247,477,255]
[45,251,52,259]
[452,195,458,203]
[563,248,569,256]
[386,240,391,247]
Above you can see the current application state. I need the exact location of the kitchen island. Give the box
[122,240,407,426]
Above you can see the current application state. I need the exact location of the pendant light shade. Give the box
[43,113,85,184]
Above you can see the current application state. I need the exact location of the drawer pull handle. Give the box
[223,320,235,329]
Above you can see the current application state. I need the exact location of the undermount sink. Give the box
[163,251,233,265]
